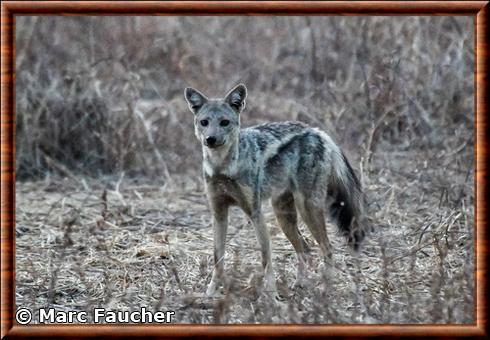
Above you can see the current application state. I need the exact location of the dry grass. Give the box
[15,16,474,324]
[16,155,474,323]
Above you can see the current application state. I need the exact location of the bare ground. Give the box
[16,145,475,324]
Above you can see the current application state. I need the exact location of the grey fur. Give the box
[184,84,366,296]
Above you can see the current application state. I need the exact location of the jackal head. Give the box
[184,84,246,149]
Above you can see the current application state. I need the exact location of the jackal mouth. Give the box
[204,141,226,149]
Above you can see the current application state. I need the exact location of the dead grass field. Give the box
[16,145,474,323]
[15,16,475,324]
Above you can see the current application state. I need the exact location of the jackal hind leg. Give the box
[272,192,309,288]
[248,207,278,296]
[295,193,333,264]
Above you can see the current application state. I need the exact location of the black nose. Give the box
[206,136,217,146]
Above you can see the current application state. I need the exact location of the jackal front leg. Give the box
[206,208,228,296]
[250,210,278,296]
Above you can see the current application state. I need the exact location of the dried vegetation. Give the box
[16,16,474,323]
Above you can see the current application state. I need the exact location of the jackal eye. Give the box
[220,119,230,127]
[200,119,208,127]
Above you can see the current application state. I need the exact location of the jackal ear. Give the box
[184,87,208,114]
[224,84,247,113]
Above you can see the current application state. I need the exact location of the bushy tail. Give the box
[328,152,366,251]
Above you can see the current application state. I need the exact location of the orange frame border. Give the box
[1,1,488,338]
